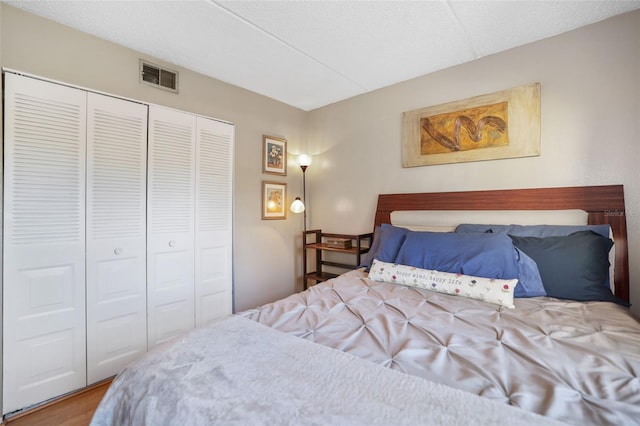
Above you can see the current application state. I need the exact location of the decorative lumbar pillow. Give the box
[368,259,517,309]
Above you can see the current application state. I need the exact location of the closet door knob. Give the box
[114,248,122,255]
[168,240,176,247]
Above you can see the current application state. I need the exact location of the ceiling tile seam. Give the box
[445,0,479,59]
[208,0,368,91]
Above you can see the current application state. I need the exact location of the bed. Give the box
[91,185,640,426]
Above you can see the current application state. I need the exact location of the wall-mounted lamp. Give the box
[290,154,311,231]
[290,197,305,214]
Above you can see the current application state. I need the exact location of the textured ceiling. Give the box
[4,0,640,111]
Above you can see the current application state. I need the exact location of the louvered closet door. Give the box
[195,117,234,325]
[3,73,87,414]
[147,106,196,348]
[86,93,148,384]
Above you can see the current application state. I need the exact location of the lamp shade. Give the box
[297,154,312,167]
[290,197,305,213]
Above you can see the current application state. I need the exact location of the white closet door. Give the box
[147,106,196,348]
[195,118,234,325]
[3,73,87,414]
[86,93,148,384]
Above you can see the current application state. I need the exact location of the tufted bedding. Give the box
[242,269,640,426]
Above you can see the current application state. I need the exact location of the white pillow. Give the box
[368,259,517,309]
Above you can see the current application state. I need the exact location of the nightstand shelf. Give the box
[303,230,373,289]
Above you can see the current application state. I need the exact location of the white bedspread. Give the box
[91,315,563,425]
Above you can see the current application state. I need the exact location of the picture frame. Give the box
[262,135,287,176]
[262,181,287,220]
[401,83,540,167]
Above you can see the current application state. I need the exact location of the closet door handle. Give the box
[168,240,176,248]
[114,248,123,255]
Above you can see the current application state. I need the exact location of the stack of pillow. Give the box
[361,223,627,307]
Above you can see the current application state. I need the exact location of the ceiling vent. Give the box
[140,60,178,93]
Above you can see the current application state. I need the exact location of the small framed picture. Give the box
[262,181,287,220]
[262,135,287,176]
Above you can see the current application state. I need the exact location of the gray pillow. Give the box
[509,231,627,306]
[456,223,613,289]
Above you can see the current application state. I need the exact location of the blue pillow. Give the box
[513,247,546,297]
[455,223,611,239]
[394,231,519,281]
[509,231,627,306]
[358,226,381,270]
[359,224,408,271]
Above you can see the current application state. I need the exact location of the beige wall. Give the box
[306,10,640,314]
[0,4,308,313]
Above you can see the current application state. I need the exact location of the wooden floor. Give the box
[4,380,111,426]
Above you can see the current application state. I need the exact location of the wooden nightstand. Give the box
[303,229,373,289]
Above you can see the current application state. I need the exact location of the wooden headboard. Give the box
[374,185,629,302]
